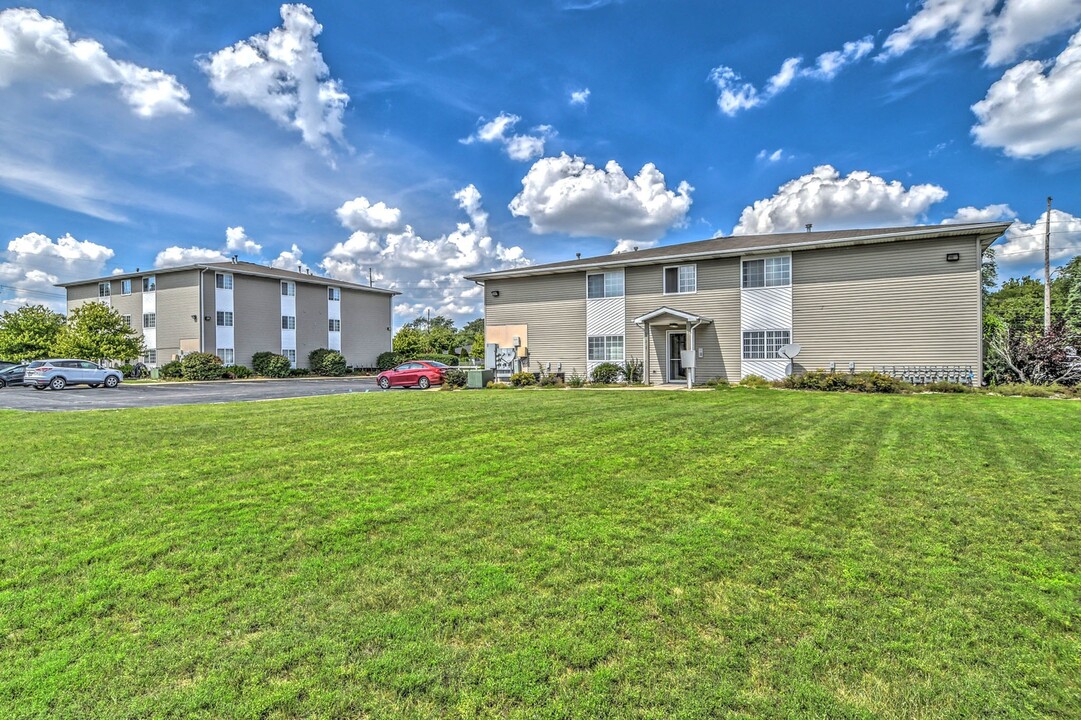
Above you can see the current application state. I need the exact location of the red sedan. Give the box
[376,360,449,389]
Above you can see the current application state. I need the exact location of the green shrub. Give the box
[486,381,509,389]
[783,370,911,394]
[849,372,911,394]
[252,351,277,376]
[590,362,621,384]
[740,374,772,389]
[566,371,585,388]
[510,371,537,387]
[259,354,292,378]
[159,360,183,379]
[180,352,225,381]
[308,348,332,374]
[621,358,644,384]
[539,373,563,387]
[443,368,467,388]
[923,381,974,393]
[320,351,347,377]
[376,351,402,371]
[706,377,731,389]
[117,363,134,378]
[222,365,253,379]
[414,353,458,366]
[289,367,311,377]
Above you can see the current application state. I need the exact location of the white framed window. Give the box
[587,335,625,361]
[216,311,233,327]
[142,276,156,292]
[145,350,156,365]
[143,312,156,329]
[328,287,341,301]
[663,264,696,294]
[281,281,295,296]
[121,314,131,327]
[98,282,111,298]
[281,315,296,330]
[329,318,341,332]
[586,271,624,299]
[282,348,297,366]
[120,279,132,295]
[742,330,791,359]
[216,348,235,365]
[742,256,791,288]
[215,273,233,289]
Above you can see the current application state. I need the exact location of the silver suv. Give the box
[23,359,124,391]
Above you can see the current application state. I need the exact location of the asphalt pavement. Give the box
[0,376,390,412]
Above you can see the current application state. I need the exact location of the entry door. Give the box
[668,332,687,382]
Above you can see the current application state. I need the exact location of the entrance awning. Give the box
[633,306,712,326]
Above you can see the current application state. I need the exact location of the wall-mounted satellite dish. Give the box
[777,343,802,360]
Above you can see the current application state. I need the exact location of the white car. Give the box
[23,359,124,390]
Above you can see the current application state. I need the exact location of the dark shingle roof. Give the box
[464,221,1012,281]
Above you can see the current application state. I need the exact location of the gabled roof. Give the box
[464,221,1011,282]
[56,260,399,296]
[633,307,712,325]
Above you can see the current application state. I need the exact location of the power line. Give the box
[0,284,66,299]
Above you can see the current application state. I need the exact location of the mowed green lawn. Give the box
[0,389,1078,719]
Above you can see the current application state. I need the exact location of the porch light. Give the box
[491,290,500,297]
[946,253,960,262]
[668,322,679,328]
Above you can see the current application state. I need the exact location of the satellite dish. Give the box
[777,343,802,360]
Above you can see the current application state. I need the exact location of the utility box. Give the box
[484,343,498,370]
[466,369,495,389]
[680,350,696,368]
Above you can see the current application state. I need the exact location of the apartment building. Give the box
[465,222,1010,385]
[59,260,397,370]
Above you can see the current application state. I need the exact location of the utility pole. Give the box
[426,308,431,334]
[368,267,373,287]
[1044,196,1052,334]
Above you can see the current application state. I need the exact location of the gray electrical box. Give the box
[680,350,696,368]
[484,343,498,370]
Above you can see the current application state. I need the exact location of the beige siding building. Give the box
[465,222,1009,385]
[59,261,396,370]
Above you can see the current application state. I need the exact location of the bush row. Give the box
[377,351,459,370]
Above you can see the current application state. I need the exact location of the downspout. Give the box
[636,320,648,384]
[976,236,983,387]
[198,267,209,354]
[688,319,703,389]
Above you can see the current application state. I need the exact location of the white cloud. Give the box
[732,165,948,235]
[972,29,1081,157]
[225,226,263,254]
[710,36,873,115]
[880,0,1081,65]
[461,112,553,161]
[154,246,228,267]
[335,196,403,231]
[0,7,190,117]
[508,153,693,245]
[321,185,529,321]
[270,243,306,272]
[994,209,1081,271]
[570,88,591,105]
[200,3,349,154]
[0,232,115,309]
[757,148,786,163]
[943,203,1017,223]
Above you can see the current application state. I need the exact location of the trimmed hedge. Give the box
[181,352,225,381]
[320,351,347,377]
[783,370,911,394]
[590,362,621,384]
[377,352,402,371]
[159,360,183,379]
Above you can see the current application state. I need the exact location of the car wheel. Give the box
[0,379,5,388]
[378,376,391,390]
[49,376,66,390]
[418,376,431,390]
[104,375,119,388]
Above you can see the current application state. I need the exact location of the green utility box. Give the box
[466,369,494,389]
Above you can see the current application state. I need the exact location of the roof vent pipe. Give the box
[232,255,238,264]
[298,264,302,273]
[576,252,581,259]
[805,224,813,232]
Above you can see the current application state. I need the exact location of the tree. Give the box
[393,314,459,355]
[1068,279,1081,334]
[392,325,431,356]
[52,302,144,362]
[0,304,66,362]
[456,317,485,359]
[981,246,997,296]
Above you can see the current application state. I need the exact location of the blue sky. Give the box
[1,0,1080,324]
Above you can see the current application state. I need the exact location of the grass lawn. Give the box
[0,389,1078,719]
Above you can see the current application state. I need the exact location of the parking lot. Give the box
[0,377,389,412]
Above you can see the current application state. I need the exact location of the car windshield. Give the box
[426,362,450,368]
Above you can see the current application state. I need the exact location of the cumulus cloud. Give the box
[972,29,1081,157]
[0,7,190,117]
[225,226,263,254]
[0,232,115,310]
[335,196,402,231]
[154,246,229,267]
[881,0,1081,65]
[508,153,693,246]
[200,3,349,153]
[731,165,949,235]
[461,112,554,161]
[321,186,529,321]
[993,209,1081,272]
[710,36,873,115]
[570,87,591,105]
[270,243,306,272]
[943,203,1017,223]
[756,148,786,163]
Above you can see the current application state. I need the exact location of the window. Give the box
[142,276,156,292]
[742,256,791,288]
[742,330,791,359]
[663,265,696,294]
[121,279,132,295]
[281,281,295,296]
[143,313,156,329]
[145,350,156,365]
[282,349,296,365]
[329,318,341,332]
[216,348,235,365]
[216,311,233,327]
[587,272,624,299]
[215,273,233,289]
[281,315,296,330]
[121,314,131,327]
[328,287,341,301]
[587,335,624,361]
[98,282,111,298]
